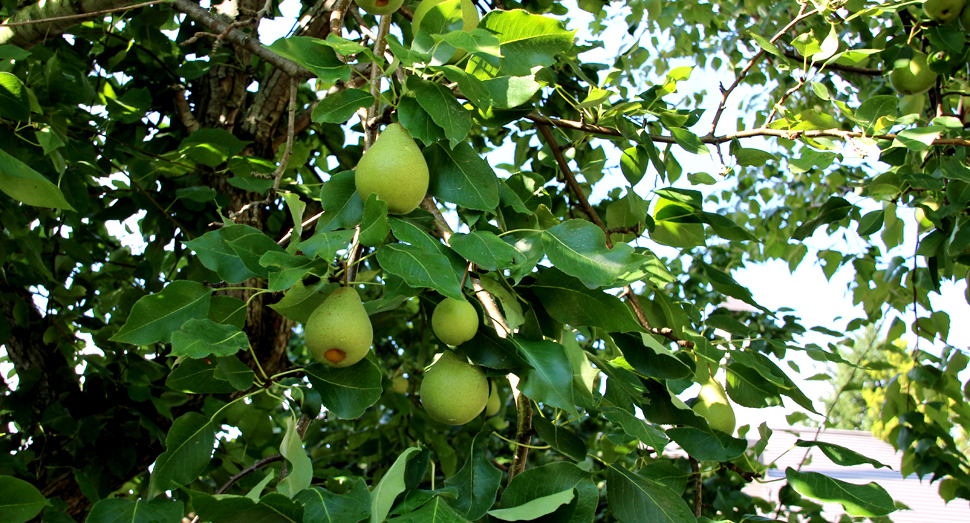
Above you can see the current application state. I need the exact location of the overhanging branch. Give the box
[0,0,157,47]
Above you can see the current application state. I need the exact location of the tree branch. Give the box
[0,0,161,47]
[172,0,315,79]
[507,374,532,483]
[691,457,702,517]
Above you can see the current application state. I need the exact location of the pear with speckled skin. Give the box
[420,351,488,425]
[693,377,736,435]
[305,287,372,368]
[355,123,429,214]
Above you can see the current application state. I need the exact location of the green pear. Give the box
[305,287,373,368]
[420,351,488,425]
[890,50,937,96]
[355,123,429,214]
[485,380,502,416]
[924,0,965,22]
[390,376,409,394]
[431,297,479,346]
[692,377,736,435]
[354,0,405,16]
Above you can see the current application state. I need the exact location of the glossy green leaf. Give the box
[489,489,574,521]
[513,339,579,418]
[794,440,891,469]
[296,481,371,523]
[267,36,351,83]
[111,280,212,345]
[0,476,49,523]
[184,225,263,284]
[444,432,502,520]
[533,417,587,461]
[147,412,215,497]
[227,229,285,279]
[277,417,312,498]
[541,220,648,289]
[371,447,421,523]
[449,231,518,271]
[170,318,249,359]
[530,269,644,333]
[312,88,374,124]
[499,462,597,523]
[388,496,469,523]
[0,148,74,210]
[601,407,669,451]
[192,491,304,523]
[424,142,500,211]
[359,194,390,247]
[376,243,463,300]
[166,358,238,393]
[407,76,472,148]
[398,96,447,146]
[301,229,356,261]
[785,468,896,517]
[612,333,693,380]
[607,464,696,523]
[304,359,383,419]
[318,170,364,232]
[260,251,320,292]
[473,9,576,78]
[665,427,747,461]
[0,72,30,120]
[85,498,183,523]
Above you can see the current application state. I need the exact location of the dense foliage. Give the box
[1,0,969,522]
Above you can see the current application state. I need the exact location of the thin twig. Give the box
[507,374,533,483]
[329,0,353,49]
[707,5,818,137]
[691,457,702,517]
[0,0,165,27]
[278,211,324,246]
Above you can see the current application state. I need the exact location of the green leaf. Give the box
[732,146,778,167]
[482,75,544,109]
[892,125,943,151]
[269,280,334,324]
[166,357,238,394]
[0,72,30,120]
[444,432,502,520]
[111,280,212,345]
[312,88,374,124]
[472,10,576,78]
[424,142,500,210]
[216,356,256,390]
[85,498,184,523]
[260,251,320,292]
[533,417,587,461]
[192,491,304,523]
[530,269,644,333]
[611,333,693,380]
[541,220,649,289]
[0,147,74,210]
[296,481,371,523]
[601,407,669,451]
[0,476,49,523]
[178,128,250,167]
[301,229,356,261]
[791,196,854,240]
[606,464,696,523]
[388,496,470,523]
[147,412,215,497]
[227,227,286,279]
[488,489,575,521]
[184,225,263,284]
[513,339,579,418]
[785,468,896,517]
[266,36,351,83]
[304,359,383,419]
[398,96,447,146]
[170,318,250,359]
[277,417,312,498]
[725,362,784,408]
[665,427,747,461]
[499,462,598,523]
[669,128,709,155]
[449,232,518,271]
[856,95,897,134]
[406,76,472,148]
[793,440,891,469]
[620,146,648,185]
[376,243,463,300]
[360,194,390,247]
[318,170,364,232]
[371,447,421,523]
[702,264,765,312]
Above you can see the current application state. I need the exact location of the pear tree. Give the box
[2,0,970,522]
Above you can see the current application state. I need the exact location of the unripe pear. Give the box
[390,376,409,394]
[693,377,736,435]
[431,297,479,346]
[890,50,937,96]
[354,0,405,16]
[355,123,429,214]
[923,0,965,22]
[485,380,502,416]
[305,287,373,368]
[420,351,488,425]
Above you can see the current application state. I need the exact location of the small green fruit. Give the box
[420,351,488,425]
[431,297,479,346]
[305,287,373,368]
[355,123,429,214]
[485,381,502,416]
[692,377,736,435]
[354,0,405,16]
[390,376,409,394]
[923,0,966,22]
[890,50,937,96]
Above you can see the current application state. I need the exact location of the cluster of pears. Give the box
[419,296,492,424]
[891,0,970,98]
[692,368,737,435]
[304,286,373,367]
[355,123,429,215]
